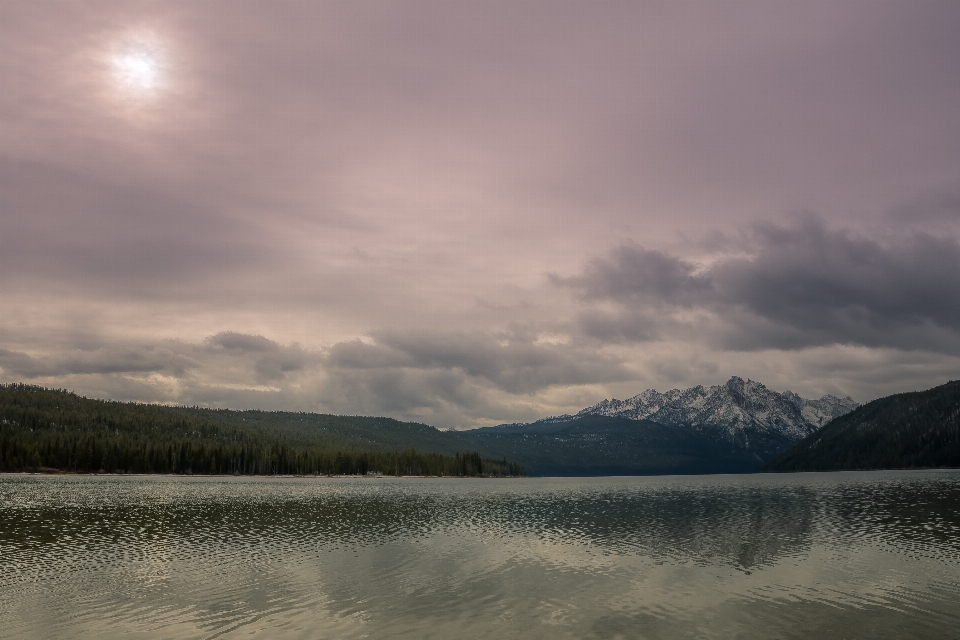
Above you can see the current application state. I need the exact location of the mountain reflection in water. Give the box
[2,472,959,639]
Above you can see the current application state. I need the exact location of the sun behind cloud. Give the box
[110,33,166,98]
[115,50,159,89]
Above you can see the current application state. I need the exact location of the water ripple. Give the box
[1,471,959,639]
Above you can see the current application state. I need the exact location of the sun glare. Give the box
[111,38,165,96]
[116,51,159,89]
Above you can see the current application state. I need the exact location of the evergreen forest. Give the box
[0,384,524,477]
[764,380,960,471]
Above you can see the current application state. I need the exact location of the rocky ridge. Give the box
[573,376,859,442]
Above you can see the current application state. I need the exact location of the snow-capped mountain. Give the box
[576,376,858,442]
[470,376,860,474]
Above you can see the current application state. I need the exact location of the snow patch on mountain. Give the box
[575,376,858,442]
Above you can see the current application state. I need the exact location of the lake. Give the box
[1,471,959,639]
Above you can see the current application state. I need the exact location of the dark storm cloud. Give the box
[562,215,960,351]
[715,216,960,338]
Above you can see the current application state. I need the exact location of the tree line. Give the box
[0,384,524,477]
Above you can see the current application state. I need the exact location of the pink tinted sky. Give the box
[2,1,960,428]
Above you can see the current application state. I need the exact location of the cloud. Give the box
[252,349,314,384]
[328,330,632,395]
[717,217,960,345]
[315,329,644,426]
[4,1,960,425]
[560,214,960,352]
[0,345,196,378]
[206,332,318,383]
[3,305,959,430]
[886,189,960,224]
[0,161,275,298]
[208,331,280,353]
[0,328,634,428]
[553,245,711,305]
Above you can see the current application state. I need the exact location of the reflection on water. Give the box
[1,472,959,639]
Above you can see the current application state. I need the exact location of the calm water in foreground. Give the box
[1,471,959,639]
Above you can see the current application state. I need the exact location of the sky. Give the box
[2,1,960,428]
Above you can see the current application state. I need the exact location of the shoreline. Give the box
[0,470,524,479]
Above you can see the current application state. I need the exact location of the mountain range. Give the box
[463,376,860,474]
[575,376,855,442]
[1,377,877,476]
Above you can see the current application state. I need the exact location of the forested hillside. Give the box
[458,414,774,476]
[0,385,524,476]
[764,381,960,472]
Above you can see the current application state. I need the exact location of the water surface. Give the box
[2,471,959,639]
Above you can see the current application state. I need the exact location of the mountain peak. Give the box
[576,378,859,446]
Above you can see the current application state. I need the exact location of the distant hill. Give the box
[0,384,523,477]
[763,381,960,472]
